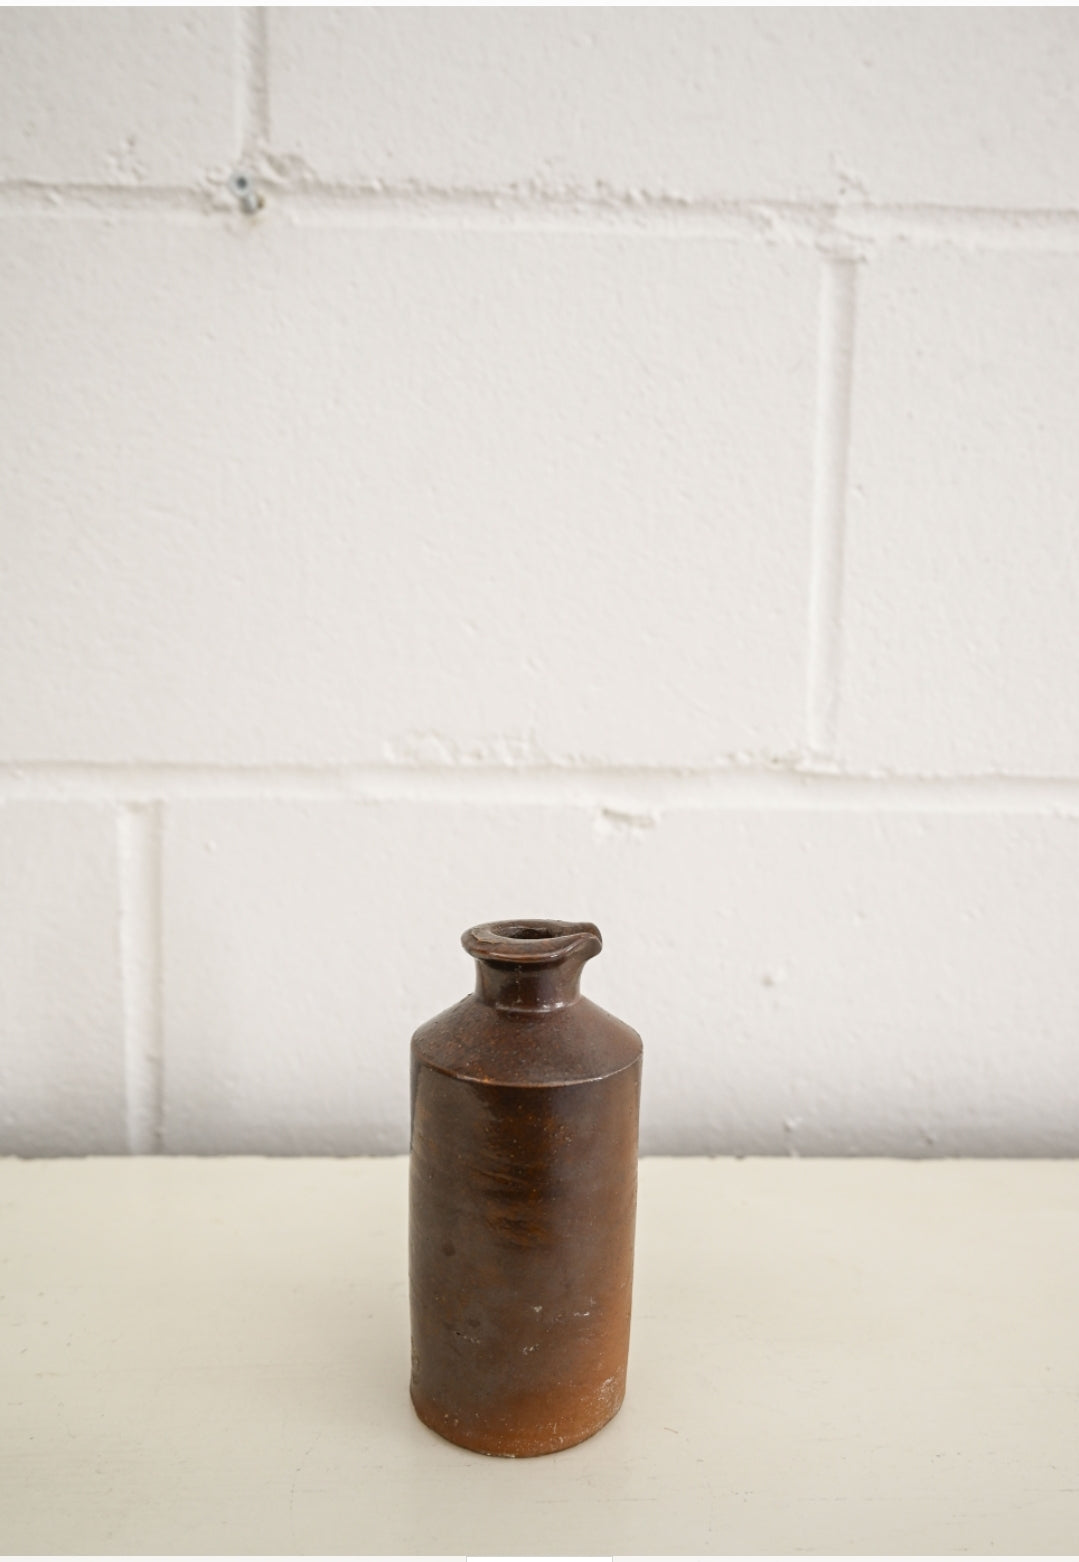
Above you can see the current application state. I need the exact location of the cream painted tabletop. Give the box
[1,1155,1077,1555]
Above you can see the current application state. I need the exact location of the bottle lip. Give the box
[462,919,602,966]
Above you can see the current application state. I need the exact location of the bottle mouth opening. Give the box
[462,918,602,965]
[501,922,570,941]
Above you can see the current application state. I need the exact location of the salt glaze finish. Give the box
[409,919,643,1457]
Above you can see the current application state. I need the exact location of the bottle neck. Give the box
[474,960,583,1013]
[462,919,602,1016]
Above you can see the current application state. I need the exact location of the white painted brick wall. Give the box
[0,223,817,765]
[841,249,1079,776]
[2,9,1079,1157]
[0,9,236,186]
[0,806,126,1154]
[269,9,1079,208]
[162,802,1079,1158]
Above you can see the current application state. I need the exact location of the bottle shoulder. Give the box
[411,993,642,1088]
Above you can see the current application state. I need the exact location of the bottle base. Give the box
[409,1379,626,1458]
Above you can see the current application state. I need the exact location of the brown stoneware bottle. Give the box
[409,919,643,1456]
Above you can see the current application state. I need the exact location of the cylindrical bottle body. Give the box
[409,1049,641,1456]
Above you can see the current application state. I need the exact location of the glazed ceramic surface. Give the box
[409,919,643,1456]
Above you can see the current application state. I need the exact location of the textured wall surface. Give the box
[2,8,1078,1156]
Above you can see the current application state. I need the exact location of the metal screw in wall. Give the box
[228,171,263,216]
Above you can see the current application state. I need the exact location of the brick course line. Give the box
[1,181,1079,250]
[5,766,1079,816]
